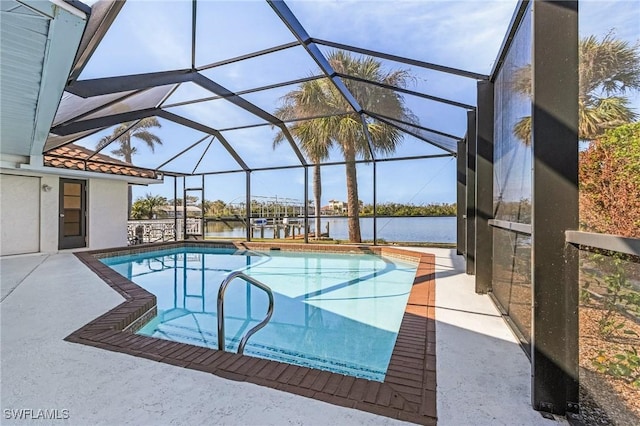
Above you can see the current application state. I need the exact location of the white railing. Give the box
[127,219,204,244]
[184,218,201,237]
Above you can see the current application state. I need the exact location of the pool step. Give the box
[147,321,383,381]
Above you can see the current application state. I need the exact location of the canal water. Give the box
[205,216,456,243]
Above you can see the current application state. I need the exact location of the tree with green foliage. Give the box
[96,117,163,217]
[579,122,640,237]
[274,51,416,242]
[273,78,334,239]
[361,202,456,217]
[168,195,199,206]
[514,32,640,143]
[131,193,168,220]
[205,200,227,216]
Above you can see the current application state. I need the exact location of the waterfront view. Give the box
[204,216,456,243]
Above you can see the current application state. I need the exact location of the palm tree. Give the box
[513,32,640,143]
[96,117,163,217]
[131,193,168,219]
[273,78,336,239]
[274,51,416,243]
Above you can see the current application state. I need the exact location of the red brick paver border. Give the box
[68,242,437,425]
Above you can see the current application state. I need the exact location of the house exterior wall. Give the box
[0,174,41,255]
[0,170,128,255]
[40,174,60,253]
[88,179,128,249]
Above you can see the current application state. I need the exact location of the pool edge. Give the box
[66,241,437,425]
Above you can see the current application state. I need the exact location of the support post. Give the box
[182,177,187,240]
[373,160,377,245]
[173,176,178,240]
[465,110,477,275]
[201,174,205,240]
[304,166,309,243]
[456,140,466,256]
[475,81,494,293]
[246,171,251,241]
[531,0,579,415]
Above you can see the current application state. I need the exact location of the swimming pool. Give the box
[101,247,418,381]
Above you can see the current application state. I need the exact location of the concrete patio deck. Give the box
[1,247,564,425]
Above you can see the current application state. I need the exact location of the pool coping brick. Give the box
[67,241,437,425]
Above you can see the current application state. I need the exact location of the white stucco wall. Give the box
[87,179,128,249]
[1,169,130,255]
[0,174,41,255]
[40,175,60,253]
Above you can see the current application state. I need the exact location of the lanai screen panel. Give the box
[66,117,210,172]
[287,1,517,74]
[366,117,459,158]
[375,156,457,243]
[284,118,371,165]
[339,78,464,152]
[78,0,192,79]
[53,90,136,127]
[491,5,533,344]
[190,138,246,175]
[195,0,297,67]
[200,46,322,94]
[316,47,480,110]
[379,131,454,160]
[47,0,517,176]
[242,78,353,123]
[161,83,219,108]
[167,98,269,131]
[221,126,303,170]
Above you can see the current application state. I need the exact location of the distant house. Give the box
[327,199,347,214]
[158,205,202,219]
[320,205,335,216]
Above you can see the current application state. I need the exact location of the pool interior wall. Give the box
[68,241,437,425]
[100,246,419,381]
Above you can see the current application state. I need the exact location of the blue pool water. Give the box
[101,247,417,381]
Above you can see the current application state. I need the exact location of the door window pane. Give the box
[64,222,81,236]
[63,196,81,209]
[64,183,81,196]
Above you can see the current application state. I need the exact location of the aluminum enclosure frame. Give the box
[468,0,580,416]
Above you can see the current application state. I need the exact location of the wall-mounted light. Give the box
[42,184,52,192]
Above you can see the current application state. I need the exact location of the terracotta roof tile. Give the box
[44,143,157,179]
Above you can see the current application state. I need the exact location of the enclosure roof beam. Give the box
[161,74,325,109]
[197,41,301,72]
[190,0,196,70]
[366,112,457,155]
[154,134,211,171]
[490,0,530,81]
[218,111,354,132]
[157,110,249,171]
[85,119,140,161]
[166,152,453,177]
[68,0,125,82]
[51,107,161,135]
[313,38,489,81]
[268,0,365,116]
[366,110,463,141]
[359,114,377,161]
[192,136,215,174]
[191,73,308,166]
[336,73,476,110]
[66,69,195,98]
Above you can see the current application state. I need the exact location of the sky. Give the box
[72,0,640,208]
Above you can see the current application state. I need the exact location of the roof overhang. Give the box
[16,162,164,185]
[0,0,88,158]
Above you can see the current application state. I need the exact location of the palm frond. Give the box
[580,96,638,140]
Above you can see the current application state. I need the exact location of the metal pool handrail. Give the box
[217,271,274,355]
